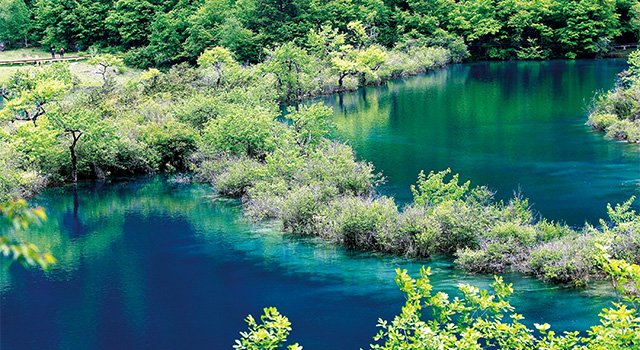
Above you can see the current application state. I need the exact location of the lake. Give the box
[2,60,638,349]
[325,59,639,226]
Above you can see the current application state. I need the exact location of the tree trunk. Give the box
[69,131,82,183]
[70,144,78,183]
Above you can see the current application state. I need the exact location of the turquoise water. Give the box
[325,60,639,226]
[2,60,638,349]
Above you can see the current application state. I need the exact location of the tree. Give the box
[551,0,621,58]
[286,103,333,148]
[197,46,239,87]
[328,21,388,90]
[105,0,156,48]
[0,63,74,126]
[88,54,124,88]
[0,0,31,48]
[33,0,114,49]
[47,108,101,183]
[631,2,640,41]
[307,25,346,60]
[183,0,233,59]
[218,15,262,63]
[331,44,387,90]
[262,42,313,101]
[145,8,193,66]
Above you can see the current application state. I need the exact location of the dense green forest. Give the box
[1,0,639,65]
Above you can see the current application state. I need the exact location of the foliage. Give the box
[588,50,640,143]
[199,104,280,158]
[0,0,31,49]
[262,43,314,101]
[0,199,55,269]
[88,54,125,87]
[8,0,636,65]
[233,307,302,350]
[236,256,640,348]
[104,0,156,48]
[286,103,333,148]
[197,46,239,87]
[0,63,75,126]
[411,168,470,207]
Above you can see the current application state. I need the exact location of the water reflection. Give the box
[324,60,639,226]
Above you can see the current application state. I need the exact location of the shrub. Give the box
[588,50,640,143]
[280,184,336,236]
[139,119,197,171]
[173,94,226,128]
[210,156,265,197]
[588,112,618,130]
[199,105,281,158]
[333,196,400,251]
[456,242,519,273]
[535,219,572,242]
[298,142,379,196]
[398,205,440,257]
[528,234,600,286]
[122,47,155,69]
[411,168,470,207]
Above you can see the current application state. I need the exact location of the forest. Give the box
[1,0,639,66]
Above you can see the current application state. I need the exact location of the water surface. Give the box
[0,179,619,349]
[325,60,639,226]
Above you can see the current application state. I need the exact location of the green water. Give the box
[324,60,639,226]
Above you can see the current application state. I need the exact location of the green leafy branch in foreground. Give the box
[0,199,55,269]
[236,254,640,349]
[233,307,302,350]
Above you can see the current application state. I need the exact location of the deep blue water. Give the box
[0,179,620,350]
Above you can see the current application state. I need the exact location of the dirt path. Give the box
[0,56,90,65]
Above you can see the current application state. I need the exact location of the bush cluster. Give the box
[588,50,640,143]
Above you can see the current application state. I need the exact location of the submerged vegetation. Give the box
[588,50,640,142]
